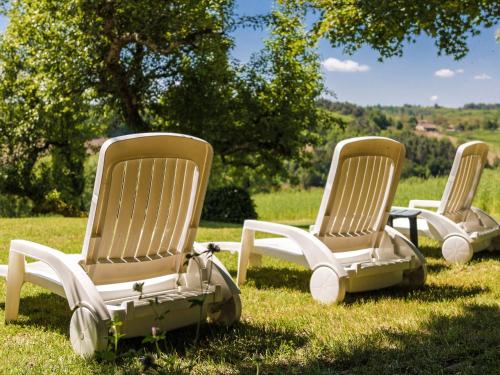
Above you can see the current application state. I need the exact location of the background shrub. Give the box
[202,186,258,223]
[0,194,34,217]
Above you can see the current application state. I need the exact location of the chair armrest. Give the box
[9,240,110,321]
[408,200,441,209]
[242,220,347,277]
[470,207,500,229]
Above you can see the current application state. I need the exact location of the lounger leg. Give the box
[5,252,25,322]
[237,228,255,285]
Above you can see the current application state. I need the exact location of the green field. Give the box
[450,130,500,156]
[0,170,499,374]
[255,168,500,223]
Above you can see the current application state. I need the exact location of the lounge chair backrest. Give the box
[81,133,213,285]
[312,137,405,252]
[438,141,488,222]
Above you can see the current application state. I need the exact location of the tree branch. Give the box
[105,28,217,65]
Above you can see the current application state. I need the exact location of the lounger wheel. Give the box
[69,307,108,358]
[209,294,242,326]
[309,266,345,304]
[442,235,473,264]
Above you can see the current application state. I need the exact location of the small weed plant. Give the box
[99,243,222,370]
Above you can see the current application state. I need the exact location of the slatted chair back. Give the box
[81,133,213,285]
[312,137,405,252]
[438,141,488,223]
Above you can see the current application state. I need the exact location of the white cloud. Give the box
[434,68,464,78]
[430,95,439,102]
[435,69,455,78]
[322,58,370,73]
[474,73,492,80]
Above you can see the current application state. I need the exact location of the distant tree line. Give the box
[288,99,497,188]
[463,103,500,110]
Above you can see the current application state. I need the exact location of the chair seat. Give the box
[344,256,412,277]
[216,237,404,269]
[24,254,179,302]
[234,234,415,295]
[251,237,387,268]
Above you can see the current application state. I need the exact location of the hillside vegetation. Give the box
[287,101,499,190]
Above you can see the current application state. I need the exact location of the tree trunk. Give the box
[99,3,149,133]
[106,59,149,133]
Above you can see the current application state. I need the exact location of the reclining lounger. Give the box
[392,141,500,263]
[217,137,427,304]
[0,133,241,357]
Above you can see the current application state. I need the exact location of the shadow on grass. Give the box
[306,303,500,375]
[120,320,309,367]
[343,283,488,305]
[112,303,499,374]
[472,249,500,262]
[246,266,310,292]
[0,292,70,335]
[417,246,499,272]
[245,266,488,304]
[1,292,497,374]
[425,262,449,273]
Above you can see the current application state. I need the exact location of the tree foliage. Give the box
[0,1,323,210]
[294,0,500,59]
[0,2,100,213]
[0,0,498,214]
[391,131,456,178]
[158,4,323,183]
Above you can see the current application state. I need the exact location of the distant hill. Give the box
[290,100,500,188]
[317,99,500,156]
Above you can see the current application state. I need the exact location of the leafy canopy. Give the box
[0,0,498,213]
[292,0,500,59]
[0,1,323,210]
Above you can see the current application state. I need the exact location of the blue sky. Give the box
[233,1,500,108]
[1,2,498,107]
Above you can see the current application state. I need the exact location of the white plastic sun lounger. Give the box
[0,133,241,357]
[216,137,427,304]
[392,141,500,264]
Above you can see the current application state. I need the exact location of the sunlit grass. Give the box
[452,129,500,154]
[0,170,499,373]
[254,168,500,223]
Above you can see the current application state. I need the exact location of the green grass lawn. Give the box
[0,171,499,374]
[255,168,500,223]
[450,129,500,155]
